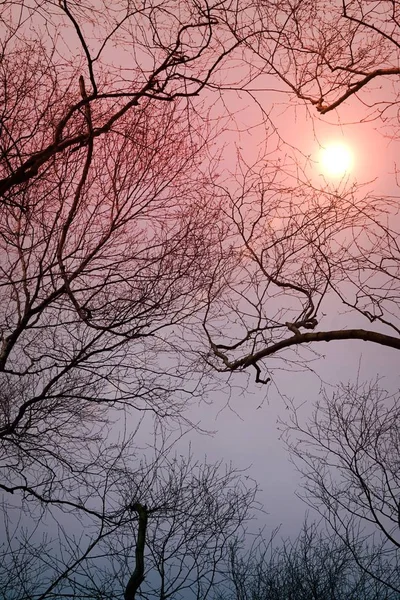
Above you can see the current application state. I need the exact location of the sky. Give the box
[2,1,400,596]
[178,80,400,537]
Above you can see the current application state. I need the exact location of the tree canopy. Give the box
[1,1,400,598]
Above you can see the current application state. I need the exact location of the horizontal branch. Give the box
[317,67,400,114]
[215,328,400,372]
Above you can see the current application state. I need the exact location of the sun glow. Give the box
[319,142,354,178]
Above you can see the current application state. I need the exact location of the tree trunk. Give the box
[124,503,148,600]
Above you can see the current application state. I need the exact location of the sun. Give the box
[319,142,354,178]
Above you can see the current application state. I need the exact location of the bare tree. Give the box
[236,0,400,121]
[284,380,400,594]
[0,0,253,513]
[4,2,400,396]
[0,442,259,600]
[193,3,400,384]
[202,152,400,384]
[0,4,261,596]
[0,0,252,201]
[118,450,258,600]
[217,520,396,600]
[4,2,400,597]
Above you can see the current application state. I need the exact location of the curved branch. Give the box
[316,67,400,115]
[213,329,400,374]
[125,503,149,600]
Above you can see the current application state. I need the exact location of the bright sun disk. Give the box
[319,142,354,178]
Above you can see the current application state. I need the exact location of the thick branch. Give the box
[214,329,400,373]
[316,68,400,114]
[125,503,149,600]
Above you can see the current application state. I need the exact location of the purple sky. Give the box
[3,5,400,596]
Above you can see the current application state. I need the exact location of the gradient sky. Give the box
[3,3,400,595]
[177,82,400,538]
[66,3,400,536]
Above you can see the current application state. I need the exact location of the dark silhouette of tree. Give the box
[203,154,400,383]
[0,0,251,202]
[218,520,398,600]
[197,3,400,384]
[0,0,245,511]
[238,0,400,121]
[284,380,400,594]
[3,1,400,598]
[0,445,258,599]
[0,3,257,597]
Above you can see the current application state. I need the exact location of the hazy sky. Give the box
[3,3,400,596]
[178,80,400,538]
